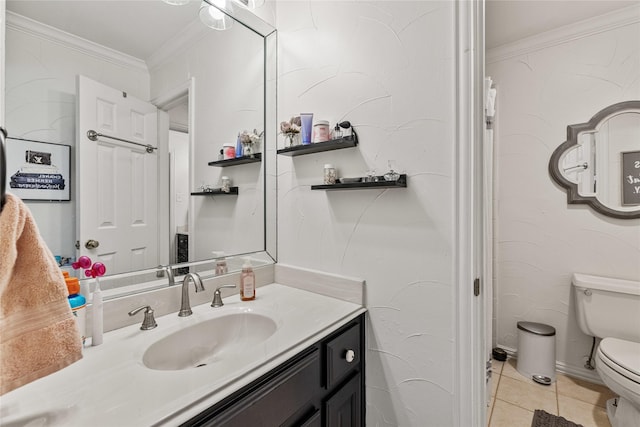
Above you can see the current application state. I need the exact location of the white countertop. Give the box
[0,283,365,427]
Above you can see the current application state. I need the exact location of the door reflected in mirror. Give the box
[4,0,276,284]
[550,100,640,219]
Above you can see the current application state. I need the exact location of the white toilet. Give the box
[573,273,640,427]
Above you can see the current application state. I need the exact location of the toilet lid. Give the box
[599,338,640,378]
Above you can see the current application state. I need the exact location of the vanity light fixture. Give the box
[199,0,233,30]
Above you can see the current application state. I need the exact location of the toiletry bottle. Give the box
[240,258,255,301]
[324,164,337,184]
[235,133,243,158]
[65,276,86,346]
[213,251,228,275]
[91,278,103,346]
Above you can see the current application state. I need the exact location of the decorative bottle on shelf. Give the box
[332,123,343,140]
[383,160,400,182]
[324,164,337,185]
[240,258,255,301]
[221,176,231,193]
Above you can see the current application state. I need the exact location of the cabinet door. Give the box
[324,373,362,427]
[325,323,360,389]
[299,409,321,427]
[187,348,320,426]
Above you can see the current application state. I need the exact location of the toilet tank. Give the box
[572,273,640,343]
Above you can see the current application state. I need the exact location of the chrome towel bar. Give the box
[86,130,157,153]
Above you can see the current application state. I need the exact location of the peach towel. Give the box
[0,193,82,395]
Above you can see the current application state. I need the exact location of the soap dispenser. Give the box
[240,258,255,301]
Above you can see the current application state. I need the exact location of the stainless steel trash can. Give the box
[516,321,556,384]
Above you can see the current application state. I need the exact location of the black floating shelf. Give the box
[277,134,358,157]
[311,174,407,191]
[208,153,262,167]
[191,187,239,196]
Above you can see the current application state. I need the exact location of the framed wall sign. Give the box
[5,138,71,201]
[622,150,640,206]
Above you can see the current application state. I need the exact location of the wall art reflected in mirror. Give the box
[549,100,640,219]
[4,0,277,292]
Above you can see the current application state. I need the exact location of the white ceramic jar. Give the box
[312,120,331,143]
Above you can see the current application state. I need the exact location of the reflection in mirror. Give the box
[549,100,640,219]
[4,0,276,291]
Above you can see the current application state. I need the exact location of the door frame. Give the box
[0,0,5,126]
[151,77,196,267]
[454,0,486,425]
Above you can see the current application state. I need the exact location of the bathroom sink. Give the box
[142,312,277,371]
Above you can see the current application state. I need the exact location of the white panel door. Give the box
[77,75,158,275]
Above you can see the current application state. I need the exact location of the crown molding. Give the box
[5,11,148,72]
[487,4,640,64]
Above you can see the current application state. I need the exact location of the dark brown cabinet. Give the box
[182,314,365,427]
[325,373,362,427]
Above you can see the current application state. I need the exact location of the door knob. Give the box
[85,239,100,249]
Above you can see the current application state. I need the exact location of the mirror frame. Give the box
[549,100,640,220]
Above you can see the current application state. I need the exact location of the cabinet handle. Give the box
[345,349,355,363]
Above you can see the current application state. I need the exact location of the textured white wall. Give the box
[276,2,457,425]
[487,13,640,378]
[4,17,149,259]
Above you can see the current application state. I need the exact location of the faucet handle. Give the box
[128,305,158,330]
[211,285,236,308]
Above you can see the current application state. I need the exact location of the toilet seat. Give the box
[598,338,640,384]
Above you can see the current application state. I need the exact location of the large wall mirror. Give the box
[549,100,640,219]
[3,0,277,293]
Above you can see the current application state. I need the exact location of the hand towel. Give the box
[0,193,82,395]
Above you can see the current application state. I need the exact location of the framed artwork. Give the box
[5,138,71,201]
[622,150,640,206]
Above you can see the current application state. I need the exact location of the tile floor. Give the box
[487,358,616,427]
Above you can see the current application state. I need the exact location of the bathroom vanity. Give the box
[184,314,364,426]
[0,284,366,427]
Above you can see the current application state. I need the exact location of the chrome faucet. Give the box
[128,305,157,330]
[179,272,204,317]
[211,284,236,308]
[158,265,176,286]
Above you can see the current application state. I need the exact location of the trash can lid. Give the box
[517,321,556,336]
